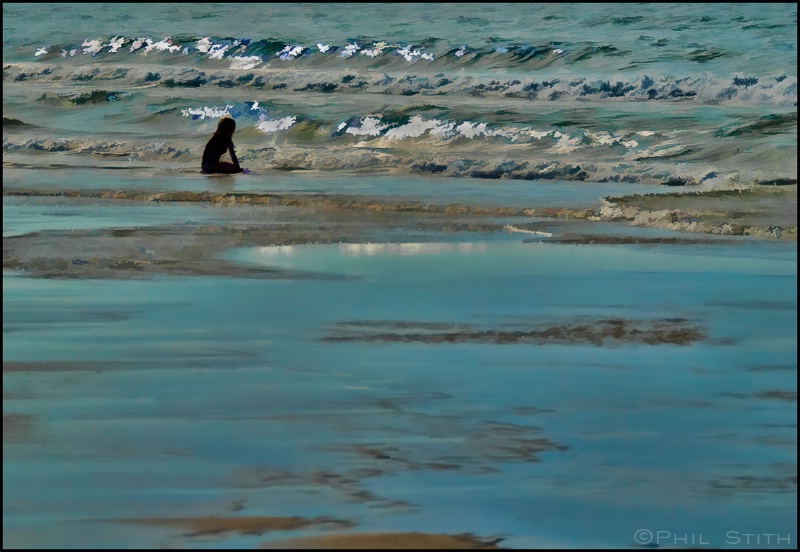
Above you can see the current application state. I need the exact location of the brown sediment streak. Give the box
[2,360,243,372]
[719,390,797,401]
[533,235,729,245]
[755,391,797,402]
[234,467,416,510]
[606,187,797,204]
[109,516,354,537]
[749,365,797,372]
[708,475,798,494]
[4,361,120,372]
[259,532,506,549]
[3,413,35,442]
[323,318,707,346]
[2,188,594,219]
[3,256,355,281]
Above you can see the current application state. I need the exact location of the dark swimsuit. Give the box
[201,134,242,174]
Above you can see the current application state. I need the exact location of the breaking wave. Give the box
[5,60,796,106]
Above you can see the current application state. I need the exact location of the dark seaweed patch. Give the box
[572,45,624,63]
[719,112,797,137]
[613,16,644,25]
[662,176,689,187]
[756,178,797,186]
[667,88,697,98]
[512,164,587,181]
[687,48,727,62]
[3,117,32,127]
[72,70,100,82]
[163,76,207,88]
[470,161,527,180]
[294,82,338,93]
[732,76,759,87]
[581,80,636,97]
[412,161,448,174]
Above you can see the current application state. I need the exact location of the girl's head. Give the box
[215,116,236,138]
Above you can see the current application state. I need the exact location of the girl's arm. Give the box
[229,142,240,168]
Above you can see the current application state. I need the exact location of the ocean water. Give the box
[3,3,798,550]
[3,2,797,184]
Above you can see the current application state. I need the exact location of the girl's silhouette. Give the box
[201,117,244,174]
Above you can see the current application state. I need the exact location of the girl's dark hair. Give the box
[214,117,236,138]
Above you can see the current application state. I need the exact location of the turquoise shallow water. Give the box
[4,223,797,548]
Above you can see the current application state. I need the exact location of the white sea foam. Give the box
[208,44,230,60]
[552,134,584,153]
[525,130,551,140]
[129,38,148,53]
[181,105,234,120]
[196,37,213,53]
[34,47,48,57]
[429,122,456,138]
[230,55,263,70]
[317,43,332,53]
[255,115,297,133]
[152,37,181,53]
[384,115,443,139]
[586,131,618,146]
[340,43,360,58]
[107,37,125,53]
[82,39,104,56]
[361,41,388,58]
[504,226,553,237]
[456,121,488,139]
[140,39,156,55]
[278,45,304,60]
[396,45,434,62]
[345,117,390,136]
[455,46,467,57]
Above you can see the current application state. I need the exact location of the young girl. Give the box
[201,117,244,174]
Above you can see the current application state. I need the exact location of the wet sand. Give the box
[3,184,796,281]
